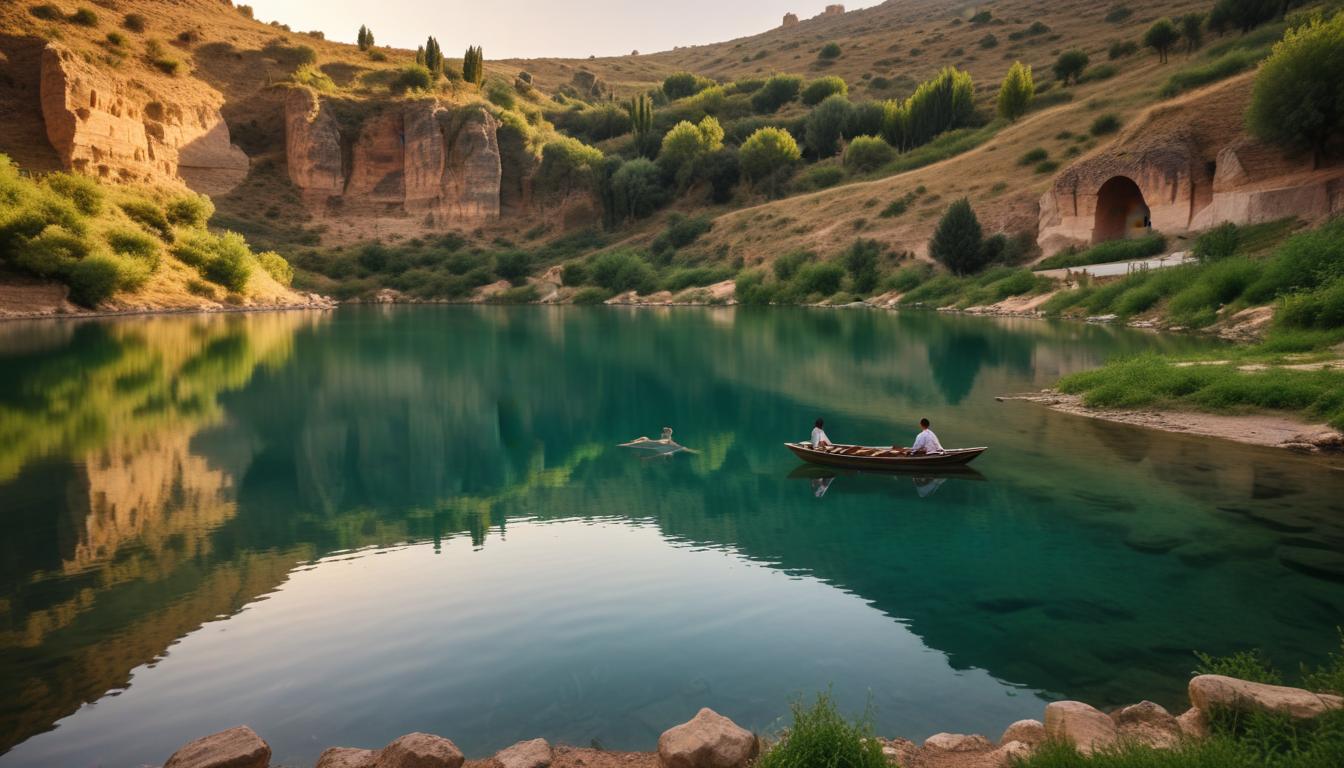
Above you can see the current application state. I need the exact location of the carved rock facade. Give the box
[39,44,248,194]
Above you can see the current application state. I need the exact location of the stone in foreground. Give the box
[494,738,552,768]
[1177,708,1209,739]
[1188,675,1344,719]
[1044,701,1117,755]
[375,733,464,768]
[658,708,757,768]
[922,733,993,751]
[163,726,271,768]
[1114,700,1182,748]
[317,747,378,768]
[999,719,1046,747]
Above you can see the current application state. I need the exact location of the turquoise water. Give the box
[1,306,1341,767]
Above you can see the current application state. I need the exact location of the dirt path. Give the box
[1001,391,1344,454]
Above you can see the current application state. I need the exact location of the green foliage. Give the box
[801,76,848,106]
[1081,64,1120,83]
[1053,49,1091,85]
[997,61,1035,121]
[790,261,845,298]
[1035,233,1166,269]
[493,250,533,285]
[1105,5,1133,23]
[536,136,605,200]
[751,74,803,113]
[292,63,335,92]
[423,36,444,78]
[609,159,667,221]
[658,116,725,180]
[804,95,854,157]
[880,191,918,218]
[257,250,293,286]
[886,263,934,292]
[106,31,126,47]
[463,45,484,86]
[1091,114,1122,135]
[773,249,815,282]
[980,33,999,48]
[14,226,95,277]
[588,249,656,293]
[571,286,612,304]
[118,200,172,240]
[1019,147,1049,165]
[651,214,712,259]
[796,164,844,190]
[843,135,895,172]
[1248,14,1344,161]
[970,9,993,23]
[69,7,98,26]
[884,67,976,150]
[105,227,159,268]
[739,127,801,194]
[165,194,214,228]
[734,268,776,305]
[1195,649,1283,684]
[1145,18,1181,62]
[1302,629,1344,695]
[1195,223,1241,262]
[29,5,62,21]
[1162,49,1259,97]
[200,232,254,292]
[1278,282,1344,330]
[1181,13,1206,52]
[755,693,886,768]
[841,239,883,293]
[357,25,374,51]
[69,253,141,306]
[43,173,103,216]
[663,72,712,100]
[701,148,741,203]
[817,42,843,60]
[929,198,986,275]
[1110,40,1139,59]
[627,93,657,157]
[1245,217,1344,301]
[1211,0,1280,35]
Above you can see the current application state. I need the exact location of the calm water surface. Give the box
[2,306,1342,768]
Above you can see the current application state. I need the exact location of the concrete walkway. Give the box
[1036,252,1195,280]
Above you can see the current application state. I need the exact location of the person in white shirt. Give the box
[909,418,944,455]
[810,418,832,449]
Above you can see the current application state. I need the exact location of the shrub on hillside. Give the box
[773,250,815,282]
[589,249,656,294]
[165,194,214,228]
[739,127,801,195]
[652,214,712,259]
[122,12,147,30]
[69,253,144,306]
[804,95,854,158]
[663,71,712,100]
[817,42,842,60]
[494,250,533,285]
[257,251,293,286]
[1109,40,1139,59]
[658,117,724,181]
[1248,13,1344,163]
[841,239,883,294]
[43,173,103,216]
[790,261,845,298]
[929,198,986,275]
[796,164,845,190]
[392,64,434,93]
[1035,234,1167,269]
[751,74,803,113]
[536,137,605,201]
[609,159,667,221]
[29,4,62,21]
[118,200,172,240]
[1195,223,1241,262]
[105,227,159,268]
[69,8,98,27]
[1104,5,1133,23]
[1090,114,1122,135]
[801,76,848,106]
[1160,49,1260,97]
[292,63,335,92]
[1053,50,1090,85]
[997,61,1035,121]
[700,148,741,204]
[843,135,895,172]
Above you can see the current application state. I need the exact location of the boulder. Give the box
[1177,708,1209,739]
[1188,675,1344,719]
[1044,701,1117,755]
[1114,701,1181,748]
[163,726,270,768]
[317,748,378,768]
[374,733,464,768]
[922,733,993,752]
[494,738,552,768]
[990,741,1032,766]
[657,708,757,768]
[999,719,1046,747]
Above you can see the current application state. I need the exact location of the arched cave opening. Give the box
[1093,176,1150,243]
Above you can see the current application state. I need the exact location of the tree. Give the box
[357,25,374,51]
[801,76,848,106]
[424,36,443,77]
[903,67,975,147]
[657,117,724,182]
[663,71,709,100]
[609,159,668,221]
[1247,13,1344,166]
[414,46,426,67]
[700,148,740,204]
[751,74,802,113]
[997,61,1035,121]
[1053,49,1090,85]
[804,94,854,158]
[462,46,484,86]
[739,127,801,196]
[843,135,894,171]
[1210,0,1280,34]
[627,93,656,158]
[536,136,605,203]
[1144,19,1180,63]
[842,239,883,294]
[1180,13,1205,53]
[929,198,987,275]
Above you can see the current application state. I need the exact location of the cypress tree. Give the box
[424,36,443,77]
[462,46,484,86]
[929,198,986,275]
[627,93,656,158]
[357,25,369,50]
[415,46,426,66]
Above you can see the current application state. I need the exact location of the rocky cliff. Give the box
[39,44,249,194]
[284,88,514,237]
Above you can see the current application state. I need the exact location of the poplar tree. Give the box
[996,61,1034,121]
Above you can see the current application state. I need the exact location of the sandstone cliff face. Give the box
[284,88,505,231]
[39,44,248,194]
[1037,76,1344,254]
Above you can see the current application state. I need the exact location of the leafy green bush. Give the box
[69,7,98,26]
[652,214,712,258]
[68,253,125,306]
[292,63,336,92]
[201,232,254,292]
[571,287,611,304]
[843,135,894,172]
[1090,114,1122,135]
[801,76,848,106]
[1161,49,1261,97]
[1109,40,1139,59]
[796,164,845,190]
[1053,50,1090,85]
[1278,282,1344,330]
[536,136,605,201]
[119,200,172,240]
[1080,64,1119,83]
[841,239,883,293]
[817,42,842,60]
[751,74,803,113]
[1195,223,1241,262]
[663,71,712,100]
[1245,218,1344,302]
[392,64,434,93]
[44,173,103,216]
[997,61,1035,121]
[663,266,732,292]
[1194,649,1283,684]
[257,251,293,286]
[589,249,656,293]
[929,198,986,275]
[773,250,815,281]
[804,95,854,157]
[756,693,885,768]
[29,4,62,20]
[1248,13,1344,160]
[494,250,533,285]
[790,261,845,298]
[123,12,146,31]
[739,127,801,194]
[886,263,933,292]
[734,268,776,305]
[609,159,667,221]
[14,226,95,277]
[1105,5,1133,23]
[165,194,214,228]
[1019,147,1048,165]
[105,227,160,268]
[880,192,918,218]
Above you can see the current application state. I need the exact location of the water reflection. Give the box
[2,306,1342,767]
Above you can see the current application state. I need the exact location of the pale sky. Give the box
[248,0,882,60]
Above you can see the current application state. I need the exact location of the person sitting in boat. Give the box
[810,418,833,450]
[908,418,944,455]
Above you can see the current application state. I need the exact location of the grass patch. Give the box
[1161,49,1263,97]
[1035,234,1166,270]
[884,120,1005,174]
[756,693,886,768]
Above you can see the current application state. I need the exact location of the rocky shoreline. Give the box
[159,675,1343,768]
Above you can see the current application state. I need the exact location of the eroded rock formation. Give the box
[1038,76,1344,254]
[284,88,507,232]
[782,12,800,27]
[39,44,248,194]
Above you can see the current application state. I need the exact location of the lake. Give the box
[2,306,1342,768]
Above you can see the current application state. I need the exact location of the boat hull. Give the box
[785,442,987,470]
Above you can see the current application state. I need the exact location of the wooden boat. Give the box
[784,441,987,470]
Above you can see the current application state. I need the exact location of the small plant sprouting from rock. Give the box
[755,693,887,768]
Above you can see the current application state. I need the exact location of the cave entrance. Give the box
[1093,176,1150,243]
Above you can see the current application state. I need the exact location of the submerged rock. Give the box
[1188,675,1344,719]
[494,738,552,768]
[1044,701,1117,755]
[658,708,757,768]
[163,726,270,768]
